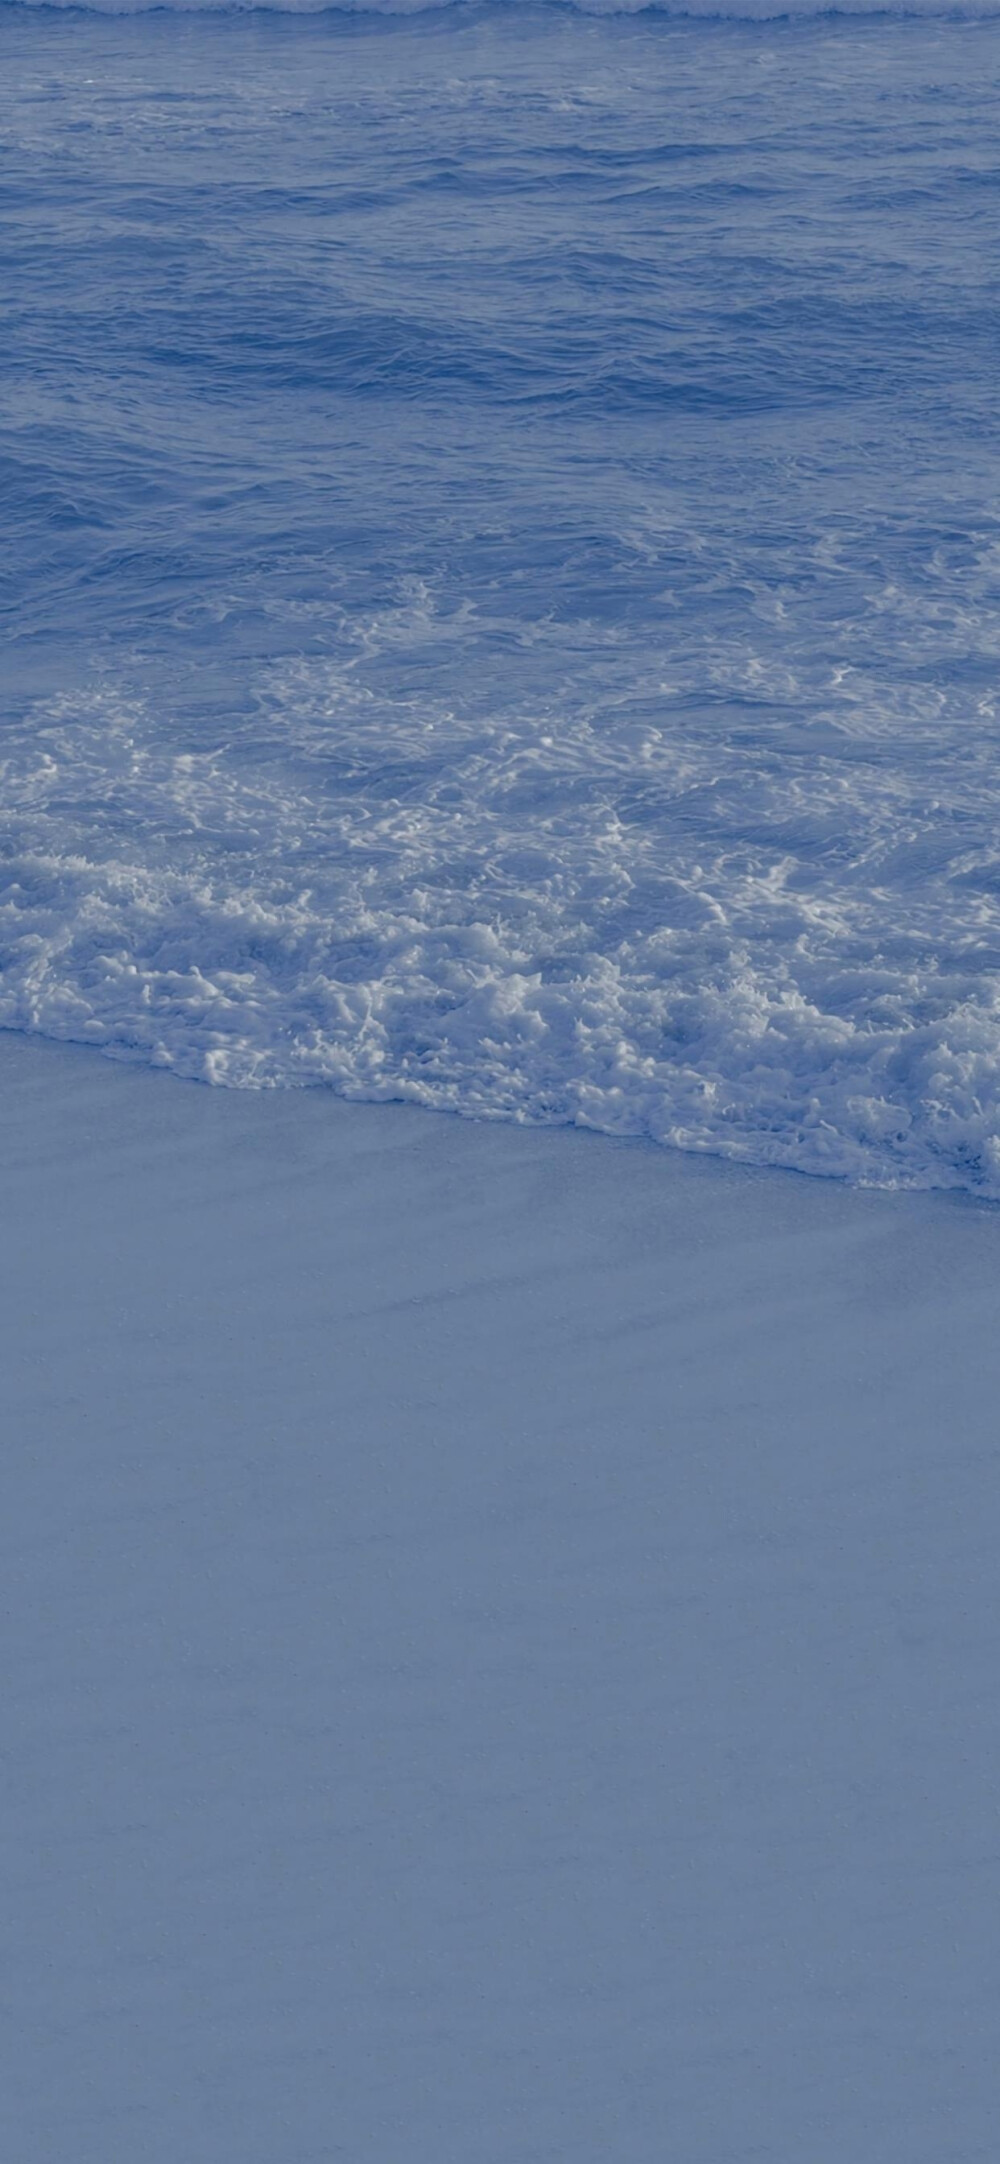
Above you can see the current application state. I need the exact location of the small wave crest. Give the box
[4,0,1000,21]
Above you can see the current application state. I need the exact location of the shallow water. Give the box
[4,0,1000,1187]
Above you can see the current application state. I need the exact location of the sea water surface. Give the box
[4,0,1000,1188]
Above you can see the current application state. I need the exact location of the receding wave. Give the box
[8,550,1000,1195]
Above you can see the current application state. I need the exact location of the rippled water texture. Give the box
[4,1,1000,1186]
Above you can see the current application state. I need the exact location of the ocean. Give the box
[4,0,1000,1190]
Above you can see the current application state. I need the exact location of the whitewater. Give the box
[4,0,1000,1190]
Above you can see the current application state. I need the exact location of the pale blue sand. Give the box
[2,1032,998,2163]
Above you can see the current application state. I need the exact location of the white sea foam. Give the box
[6,558,1000,1192]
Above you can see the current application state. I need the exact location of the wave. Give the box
[7,623,1000,1198]
[4,0,1000,21]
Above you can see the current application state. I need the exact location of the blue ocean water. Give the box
[4,0,1000,1188]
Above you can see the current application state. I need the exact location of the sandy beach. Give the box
[3,1030,998,2161]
